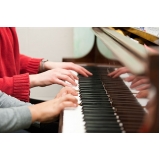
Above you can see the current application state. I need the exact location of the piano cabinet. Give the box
[59,27,159,133]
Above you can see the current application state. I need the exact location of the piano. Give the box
[59,27,159,133]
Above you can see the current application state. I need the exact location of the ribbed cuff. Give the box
[13,73,30,102]
[27,58,43,74]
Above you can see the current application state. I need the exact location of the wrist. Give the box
[29,105,39,123]
[39,59,48,72]
[29,75,39,88]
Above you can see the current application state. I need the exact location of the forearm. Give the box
[0,106,32,133]
[0,91,41,132]
[0,91,31,108]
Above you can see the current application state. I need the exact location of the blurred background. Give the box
[17,27,95,100]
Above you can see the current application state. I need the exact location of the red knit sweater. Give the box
[0,27,43,102]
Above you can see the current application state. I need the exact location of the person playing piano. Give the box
[0,86,78,133]
[0,27,92,103]
[0,27,92,132]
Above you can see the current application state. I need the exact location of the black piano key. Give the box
[80,96,109,99]
[79,88,105,92]
[81,97,109,101]
[83,113,117,118]
[85,120,121,126]
[82,106,112,109]
[82,108,115,113]
[76,66,145,133]
[82,103,111,106]
[81,100,110,103]
[85,123,121,130]
[83,115,118,121]
[79,91,106,94]
[86,128,122,133]
[82,108,114,111]
[82,104,112,107]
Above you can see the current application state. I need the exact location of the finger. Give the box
[75,65,93,76]
[136,84,151,91]
[66,89,78,96]
[58,74,77,86]
[55,79,72,87]
[62,87,78,96]
[61,94,78,106]
[65,70,79,80]
[67,65,92,77]
[56,86,78,98]
[56,92,67,98]
[108,67,129,77]
[108,69,119,76]
[64,94,78,101]
[60,101,78,109]
[112,69,128,78]
[136,90,149,98]
[131,79,150,88]
[124,75,136,82]
[74,67,90,77]
[63,70,77,81]
[71,73,79,80]
[131,76,148,84]
[81,67,93,76]
[110,69,130,78]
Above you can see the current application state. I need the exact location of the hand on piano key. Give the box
[62,68,152,133]
[43,62,93,77]
[55,86,78,98]
[108,67,149,107]
[64,71,81,105]
[63,72,86,132]
[29,87,78,124]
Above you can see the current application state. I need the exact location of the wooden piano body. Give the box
[59,27,159,133]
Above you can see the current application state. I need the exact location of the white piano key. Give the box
[63,73,86,133]
[63,105,85,133]
[133,96,149,107]
[120,73,139,94]
[70,70,78,76]
[62,69,149,133]
[119,72,149,107]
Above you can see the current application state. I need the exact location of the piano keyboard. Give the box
[62,66,148,133]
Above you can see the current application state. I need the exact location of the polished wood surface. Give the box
[63,36,122,66]
[61,27,159,133]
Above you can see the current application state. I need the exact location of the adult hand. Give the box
[29,94,78,123]
[55,86,78,98]
[29,68,78,88]
[44,62,92,77]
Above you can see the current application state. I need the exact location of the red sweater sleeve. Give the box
[20,54,43,74]
[0,73,30,102]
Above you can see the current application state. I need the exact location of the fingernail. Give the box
[62,92,67,96]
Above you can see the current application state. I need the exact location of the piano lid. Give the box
[92,27,147,75]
